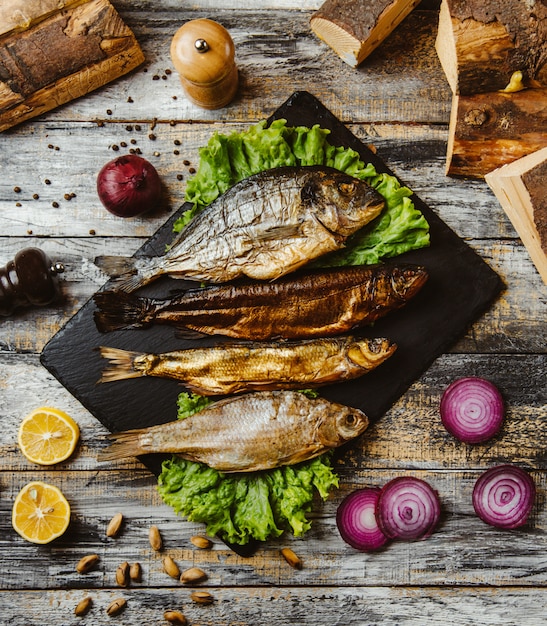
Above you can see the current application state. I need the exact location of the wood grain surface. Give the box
[0,2,546,625]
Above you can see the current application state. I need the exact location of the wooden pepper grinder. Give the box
[170,18,238,109]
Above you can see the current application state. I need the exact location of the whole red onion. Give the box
[97,154,162,217]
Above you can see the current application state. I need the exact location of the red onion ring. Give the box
[377,477,441,540]
[472,465,535,529]
[336,488,389,551]
[440,377,504,444]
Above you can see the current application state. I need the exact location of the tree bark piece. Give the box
[445,87,547,178]
[486,147,547,284]
[435,0,547,96]
[0,0,144,132]
[310,0,420,68]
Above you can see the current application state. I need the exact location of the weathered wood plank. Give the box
[1,467,547,590]
[0,352,545,472]
[0,8,450,126]
[1,586,546,626]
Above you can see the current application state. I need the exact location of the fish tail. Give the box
[98,346,145,383]
[93,290,156,332]
[94,255,157,292]
[98,429,147,461]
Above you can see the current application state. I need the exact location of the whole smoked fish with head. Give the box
[97,336,397,395]
[98,390,369,472]
[94,166,385,291]
[93,263,428,339]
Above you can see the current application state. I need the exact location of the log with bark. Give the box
[0,0,144,132]
[435,0,547,96]
[310,0,421,68]
[485,147,547,285]
[445,87,547,178]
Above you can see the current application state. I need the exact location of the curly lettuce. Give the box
[157,392,339,546]
[174,119,430,264]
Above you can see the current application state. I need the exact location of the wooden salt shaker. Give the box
[170,18,238,109]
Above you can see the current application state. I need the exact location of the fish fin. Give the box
[98,346,145,383]
[253,223,303,242]
[98,429,147,461]
[174,328,210,340]
[94,255,157,292]
[93,291,155,332]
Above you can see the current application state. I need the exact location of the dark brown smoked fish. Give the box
[97,336,397,395]
[94,166,385,292]
[98,390,369,472]
[93,263,428,339]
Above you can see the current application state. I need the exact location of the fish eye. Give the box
[337,182,356,196]
[345,412,358,427]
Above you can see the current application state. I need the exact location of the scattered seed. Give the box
[74,596,92,617]
[136,148,142,155]
[26,227,31,233]
[127,96,134,103]
[106,512,123,537]
[76,554,100,574]
[162,75,167,80]
[129,562,142,582]
[32,193,39,200]
[183,160,190,166]
[116,561,130,587]
[129,148,136,154]
[188,167,196,174]
[174,139,181,146]
[97,120,105,127]
[54,146,60,151]
[106,109,112,115]
[164,610,187,625]
[162,555,180,579]
[44,179,51,185]
[64,193,72,201]
[165,68,172,75]
[89,229,96,235]
[169,120,176,126]
[48,144,54,149]
[153,151,161,157]
[180,567,207,585]
[190,535,213,550]
[190,591,214,605]
[153,75,160,80]
[135,125,142,131]
[112,144,119,151]
[281,547,302,569]
[106,597,127,616]
[174,150,180,155]
[148,133,156,140]
[52,201,59,208]
[17,203,22,207]
[13,186,21,192]
[130,139,137,145]
[149,525,162,551]
[176,174,183,181]
[172,95,178,100]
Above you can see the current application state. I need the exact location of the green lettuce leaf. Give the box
[175,119,429,262]
[157,392,339,545]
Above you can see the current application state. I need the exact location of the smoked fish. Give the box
[98,390,369,472]
[98,336,397,395]
[94,166,385,292]
[93,263,428,339]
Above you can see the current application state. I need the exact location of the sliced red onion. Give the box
[377,477,441,540]
[472,465,535,529]
[336,488,389,551]
[440,377,504,444]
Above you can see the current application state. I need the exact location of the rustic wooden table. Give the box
[1,1,546,624]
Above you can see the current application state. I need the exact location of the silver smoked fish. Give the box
[98,390,369,472]
[94,166,385,291]
[98,336,397,395]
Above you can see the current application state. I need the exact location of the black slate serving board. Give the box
[41,91,504,476]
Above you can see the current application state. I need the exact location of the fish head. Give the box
[389,264,429,299]
[303,169,385,237]
[317,404,369,448]
[347,338,397,369]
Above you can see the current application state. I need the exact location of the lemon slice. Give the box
[12,481,71,544]
[18,406,80,465]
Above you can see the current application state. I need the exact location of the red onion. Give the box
[336,488,389,551]
[440,377,504,444]
[472,465,535,529]
[97,154,162,217]
[377,477,441,540]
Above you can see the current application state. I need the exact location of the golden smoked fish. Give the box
[94,166,385,292]
[93,263,428,338]
[98,390,369,472]
[98,336,397,395]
